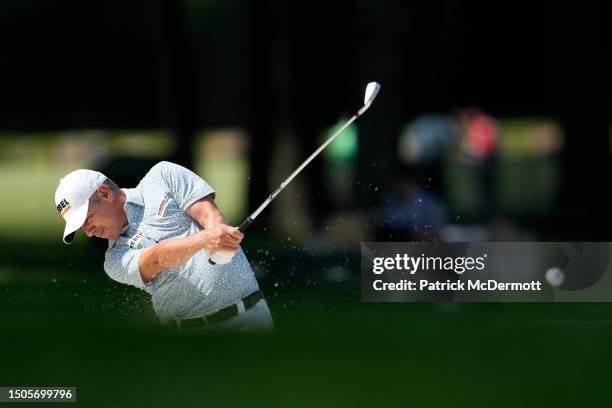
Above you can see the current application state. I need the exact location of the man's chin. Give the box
[101,231,121,241]
[107,232,121,240]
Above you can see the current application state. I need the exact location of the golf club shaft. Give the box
[210,115,357,265]
[238,107,367,232]
[209,82,379,264]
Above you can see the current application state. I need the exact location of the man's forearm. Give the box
[139,198,242,282]
[140,233,205,282]
[203,210,224,229]
[186,196,226,230]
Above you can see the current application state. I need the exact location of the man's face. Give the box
[82,186,124,240]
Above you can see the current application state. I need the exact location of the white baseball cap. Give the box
[55,169,107,244]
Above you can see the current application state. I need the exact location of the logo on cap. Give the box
[56,198,72,217]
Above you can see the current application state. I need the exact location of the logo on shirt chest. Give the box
[157,191,174,217]
[128,231,145,249]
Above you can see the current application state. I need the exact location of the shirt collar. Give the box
[124,188,144,206]
[108,188,143,250]
[120,188,144,235]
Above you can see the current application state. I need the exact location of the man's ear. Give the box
[96,184,112,201]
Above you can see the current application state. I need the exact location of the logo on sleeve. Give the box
[157,191,174,217]
[128,231,145,249]
[56,199,71,217]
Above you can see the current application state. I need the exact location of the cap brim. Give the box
[62,202,89,244]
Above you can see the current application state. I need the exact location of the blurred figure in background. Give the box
[372,164,448,242]
[456,108,497,218]
[372,114,458,242]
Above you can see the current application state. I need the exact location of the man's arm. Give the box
[138,225,243,282]
[137,196,243,283]
[186,195,225,229]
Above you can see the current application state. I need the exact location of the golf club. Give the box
[209,82,381,264]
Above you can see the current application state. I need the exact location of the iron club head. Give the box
[364,82,381,106]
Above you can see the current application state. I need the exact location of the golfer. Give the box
[54,161,273,330]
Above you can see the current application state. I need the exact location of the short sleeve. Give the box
[153,161,215,210]
[104,245,146,290]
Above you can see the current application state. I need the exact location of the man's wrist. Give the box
[194,230,210,252]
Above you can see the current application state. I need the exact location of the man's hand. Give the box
[200,224,244,253]
[187,195,242,265]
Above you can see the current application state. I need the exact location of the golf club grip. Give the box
[208,217,254,265]
[238,217,253,233]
